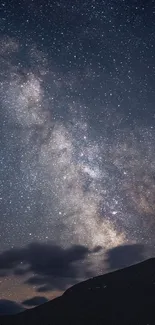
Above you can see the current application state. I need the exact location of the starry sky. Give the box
[0,0,155,313]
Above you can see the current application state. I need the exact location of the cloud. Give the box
[0,300,25,315]
[0,242,93,291]
[22,296,48,307]
[0,242,146,293]
[105,244,145,270]
[37,285,53,293]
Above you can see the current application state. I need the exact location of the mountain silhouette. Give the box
[1,258,155,324]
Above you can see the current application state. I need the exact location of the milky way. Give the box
[0,36,125,251]
[0,0,155,303]
[1,35,155,253]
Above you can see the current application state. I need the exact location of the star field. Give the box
[0,0,155,307]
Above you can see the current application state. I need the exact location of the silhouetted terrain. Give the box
[1,258,155,324]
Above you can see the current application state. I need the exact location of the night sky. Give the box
[0,0,155,313]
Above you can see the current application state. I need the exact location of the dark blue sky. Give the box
[0,0,155,312]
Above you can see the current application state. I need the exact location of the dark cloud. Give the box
[105,244,145,270]
[0,242,93,291]
[92,246,103,253]
[22,296,48,307]
[0,248,24,270]
[0,299,25,315]
[37,285,53,293]
[14,267,29,276]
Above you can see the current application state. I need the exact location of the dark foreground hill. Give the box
[1,258,155,324]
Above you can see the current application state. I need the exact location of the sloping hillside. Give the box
[1,258,155,324]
